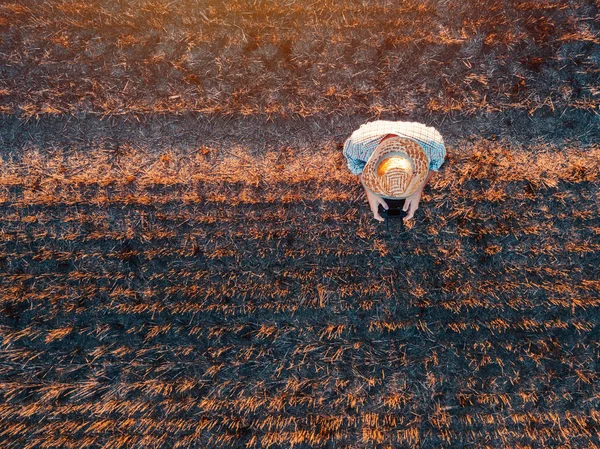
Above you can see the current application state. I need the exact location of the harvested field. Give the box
[1,0,599,448]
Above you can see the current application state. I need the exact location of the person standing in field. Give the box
[343,121,446,223]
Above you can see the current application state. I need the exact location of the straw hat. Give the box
[361,136,429,199]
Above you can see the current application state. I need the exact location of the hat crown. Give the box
[361,137,429,199]
[376,154,414,176]
[376,154,414,193]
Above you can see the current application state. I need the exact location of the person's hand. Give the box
[366,190,388,222]
[402,189,422,222]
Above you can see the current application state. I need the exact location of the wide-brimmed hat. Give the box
[362,137,429,199]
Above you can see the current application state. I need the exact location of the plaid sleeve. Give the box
[342,137,366,175]
[416,127,446,172]
[426,140,446,172]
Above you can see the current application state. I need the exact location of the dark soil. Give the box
[0,1,599,448]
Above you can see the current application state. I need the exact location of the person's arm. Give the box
[359,172,388,222]
[345,135,389,222]
[416,170,436,194]
[358,172,366,192]
[358,172,374,195]
[402,169,437,221]
[343,139,366,176]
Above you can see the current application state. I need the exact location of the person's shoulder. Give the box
[363,120,441,133]
[352,120,443,142]
[398,120,439,129]
[402,121,444,141]
[361,120,398,127]
[353,120,401,135]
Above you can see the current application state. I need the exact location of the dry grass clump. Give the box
[0,135,599,447]
[1,0,599,447]
[0,0,598,121]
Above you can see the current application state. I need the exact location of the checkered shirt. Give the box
[342,121,446,175]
